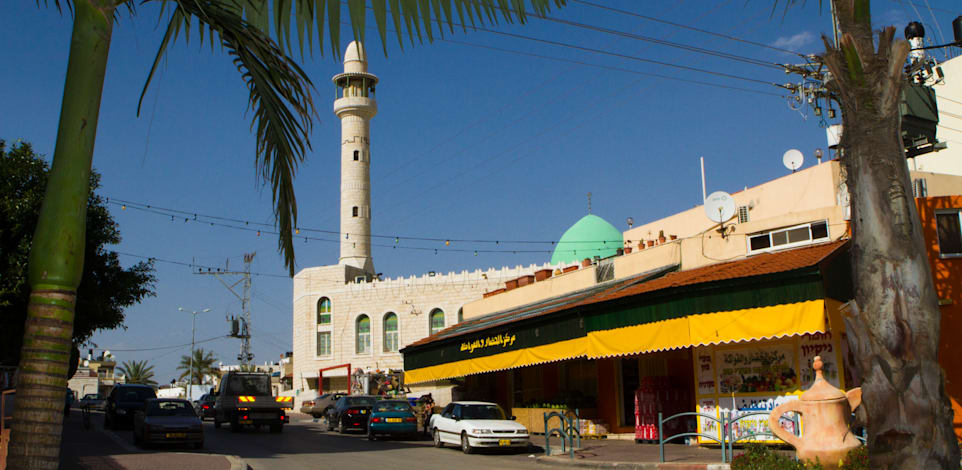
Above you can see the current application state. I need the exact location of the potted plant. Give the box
[658,230,666,244]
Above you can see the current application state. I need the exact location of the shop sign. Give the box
[459,333,517,353]
[796,332,840,389]
[695,346,715,395]
[716,344,797,394]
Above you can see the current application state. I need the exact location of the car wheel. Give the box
[104,413,112,430]
[433,429,443,448]
[367,427,375,441]
[213,417,221,429]
[270,424,283,433]
[461,433,474,454]
[230,419,242,433]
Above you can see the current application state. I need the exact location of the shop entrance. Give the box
[618,349,694,432]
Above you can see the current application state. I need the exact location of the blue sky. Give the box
[2,1,959,383]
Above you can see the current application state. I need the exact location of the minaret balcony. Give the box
[334,96,377,119]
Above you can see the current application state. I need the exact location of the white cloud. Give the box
[771,31,817,51]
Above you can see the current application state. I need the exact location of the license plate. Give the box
[360,410,366,414]
[386,418,402,423]
[239,420,253,424]
[252,413,276,420]
[498,439,511,446]
[165,433,186,439]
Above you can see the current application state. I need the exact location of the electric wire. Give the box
[99,335,227,352]
[570,0,809,58]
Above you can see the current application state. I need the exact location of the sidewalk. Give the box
[58,409,246,470]
[536,435,731,470]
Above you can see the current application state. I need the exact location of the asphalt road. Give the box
[202,414,556,470]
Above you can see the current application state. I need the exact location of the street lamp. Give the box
[179,307,211,401]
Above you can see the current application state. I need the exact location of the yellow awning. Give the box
[404,337,587,385]
[587,299,828,358]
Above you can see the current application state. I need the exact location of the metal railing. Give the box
[725,411,800,459]
[658,411,729,462]
[543,409,581,459]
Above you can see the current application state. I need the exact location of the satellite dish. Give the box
[783,149,804,172]
[704,191,736,223]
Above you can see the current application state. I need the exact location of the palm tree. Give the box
[819,1,960,467]
[177,349,220,385]
[7,2,556,468]
[116,360,157,386]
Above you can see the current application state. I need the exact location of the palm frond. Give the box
[143,0,316,275]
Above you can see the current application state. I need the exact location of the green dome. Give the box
[550,214,623,265]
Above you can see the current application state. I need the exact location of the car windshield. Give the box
[147,401,195,417]
[119,388,155,402]
[461,404,506,420]
[374,401,412,412]
[346,397,377,407]
[227,375,271,395]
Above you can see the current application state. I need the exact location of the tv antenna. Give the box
[782,149,804,173]
[704,191,736,238]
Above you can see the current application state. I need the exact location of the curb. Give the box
[225,455,251,470]
[536,455,730,470]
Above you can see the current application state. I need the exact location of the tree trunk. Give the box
[7,1,114,469]
[823,1,960,467]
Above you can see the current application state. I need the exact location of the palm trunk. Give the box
[7,1,114,469]
[824,1,961,467]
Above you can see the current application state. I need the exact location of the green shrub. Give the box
[730,444,824,470]
[839,446,868,470]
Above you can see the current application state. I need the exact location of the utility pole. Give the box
[195,252,255,366]
[178,307,211,400]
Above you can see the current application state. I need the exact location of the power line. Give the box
[100,335,227,352]
[570,0,809,58]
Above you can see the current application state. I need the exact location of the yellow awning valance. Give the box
[404,337,587,385]
[587,299,829,359]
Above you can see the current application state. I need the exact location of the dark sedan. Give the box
[325,395,378,433]
[193,393,216,420]
[104,384,156,429]
[133,399,204,449]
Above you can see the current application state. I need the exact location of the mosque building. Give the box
[289,42,614,406]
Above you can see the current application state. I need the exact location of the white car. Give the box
[429,401,530,454]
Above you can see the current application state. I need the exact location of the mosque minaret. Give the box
[333,41,378,274]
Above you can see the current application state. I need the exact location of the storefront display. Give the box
[693,333,847,444]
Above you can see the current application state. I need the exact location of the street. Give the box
[64,411,559,470]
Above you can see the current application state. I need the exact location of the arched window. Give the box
[352,206,359,217]
[383,313,398,353]
[429,309,445,336]
[353,150,359,161]
[317,297,332,325]
[356,315,371,354]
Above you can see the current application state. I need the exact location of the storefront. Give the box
[401,240,854,440]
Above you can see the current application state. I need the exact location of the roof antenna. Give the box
[587,192,592,214]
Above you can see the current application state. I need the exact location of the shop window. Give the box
[936,210,962,257]
[429,309,445,336]
[316,331,331,356]
[747,220,829,254]
[356,315,371,354]
[383,312,399,353]
[316,297,332,325]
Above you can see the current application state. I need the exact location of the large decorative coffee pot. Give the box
[768,356,862,468]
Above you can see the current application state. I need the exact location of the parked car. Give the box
[193,393,216,420]
[302,392,347,418]
[133,398,204,449]
[325,395,379,433]
[367,399,417,440]
[429,401,529,454]
[104,384,156,429]
[79,393,105,411]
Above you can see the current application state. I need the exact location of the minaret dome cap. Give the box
[344,41,368,73]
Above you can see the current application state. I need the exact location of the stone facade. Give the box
[290,262,559,407]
